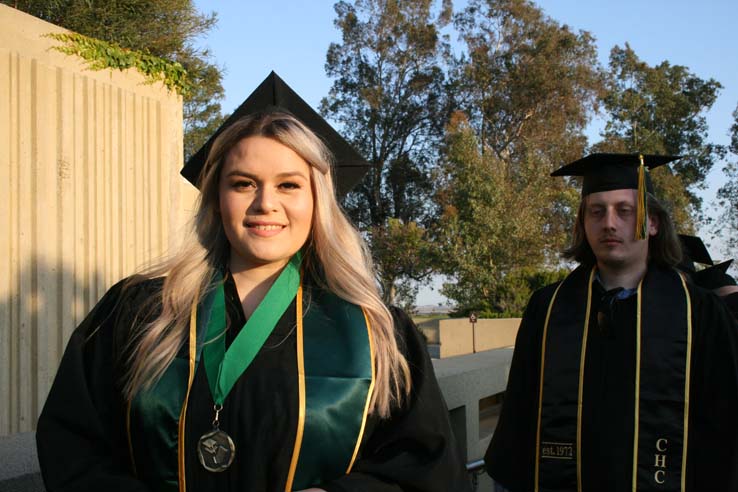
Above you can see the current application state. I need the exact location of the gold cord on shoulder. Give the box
[285,285,306,492]
[345,308,376,473]
[535,280,565,492]
[576,267,596,492]
[678,272,693,492]
[177,292,199,492]
[631,278,644,492]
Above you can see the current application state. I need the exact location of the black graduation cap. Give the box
[550,153,679,196]
[181,71,370,197]
[678,234,714,272]
[693,260,736,290]
[551,153,680,240]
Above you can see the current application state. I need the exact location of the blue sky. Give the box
[193,0,738,305]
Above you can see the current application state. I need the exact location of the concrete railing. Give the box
[433,347,514,492]
[0,432,43,491]
[419,317,521,358]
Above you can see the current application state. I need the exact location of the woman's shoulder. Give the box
[387,306,429,366]
[114,275,165,303]
[685,279,737,331]
[387,305,416,335]
[100,275,164,312]
[78,276,165,338]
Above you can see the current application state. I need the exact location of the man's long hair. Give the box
[562,193,683,267]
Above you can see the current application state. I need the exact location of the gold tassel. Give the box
[635,154,647,240]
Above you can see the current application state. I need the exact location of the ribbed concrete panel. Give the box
[0,4,192,436]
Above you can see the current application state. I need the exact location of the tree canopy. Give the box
[716,104,738,259]
[435,112,573,316]
[324,0,727,314]
[433,0,603,314]
[595,44,723,229]
[321,0,452,305]
[451,0,604,165]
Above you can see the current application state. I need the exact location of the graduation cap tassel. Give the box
[635,154,648,240]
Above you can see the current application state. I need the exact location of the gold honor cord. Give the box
[576,268,596,491]
[177,294,199,492]
[678,273,693,492]
[632,278,645,492]
[285,285,306,492]
[535,267,594,492]
[631,272,690,491]
[346,309,376,473]
[534,281,564,492]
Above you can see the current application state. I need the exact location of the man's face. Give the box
[583,189,658,271]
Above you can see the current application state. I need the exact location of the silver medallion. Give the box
[197,428,236,472]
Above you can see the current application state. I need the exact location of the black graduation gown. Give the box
[721,292,738,320]
[36,276,471,492]
[485,266,738,492]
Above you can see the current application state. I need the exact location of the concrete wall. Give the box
[439,319,474,357]
[433,348,514,491]
[474,318,520,352]
[0,4,197,436]
[416,318,440,344]
[419,318,521,358]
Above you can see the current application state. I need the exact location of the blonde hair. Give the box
[123,111,410,417]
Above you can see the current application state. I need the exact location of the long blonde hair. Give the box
[123,111,411,417]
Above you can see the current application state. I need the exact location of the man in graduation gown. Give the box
[694,264,738,320]
[485,153,738,491]
[716,279,738,320]
[678,234,738,320]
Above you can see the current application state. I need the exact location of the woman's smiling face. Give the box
[218,135,314,271]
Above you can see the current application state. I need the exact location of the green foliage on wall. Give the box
[46,32,190,95]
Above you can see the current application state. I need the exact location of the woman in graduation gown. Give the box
[36,111,471,492]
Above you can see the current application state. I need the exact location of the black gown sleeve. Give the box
[484,285,555,492]
[686,286,738,490]
[320,307,472,492]
[36,279,150,492]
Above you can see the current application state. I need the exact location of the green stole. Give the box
[535,265,692,492]
[126,272,374,492]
